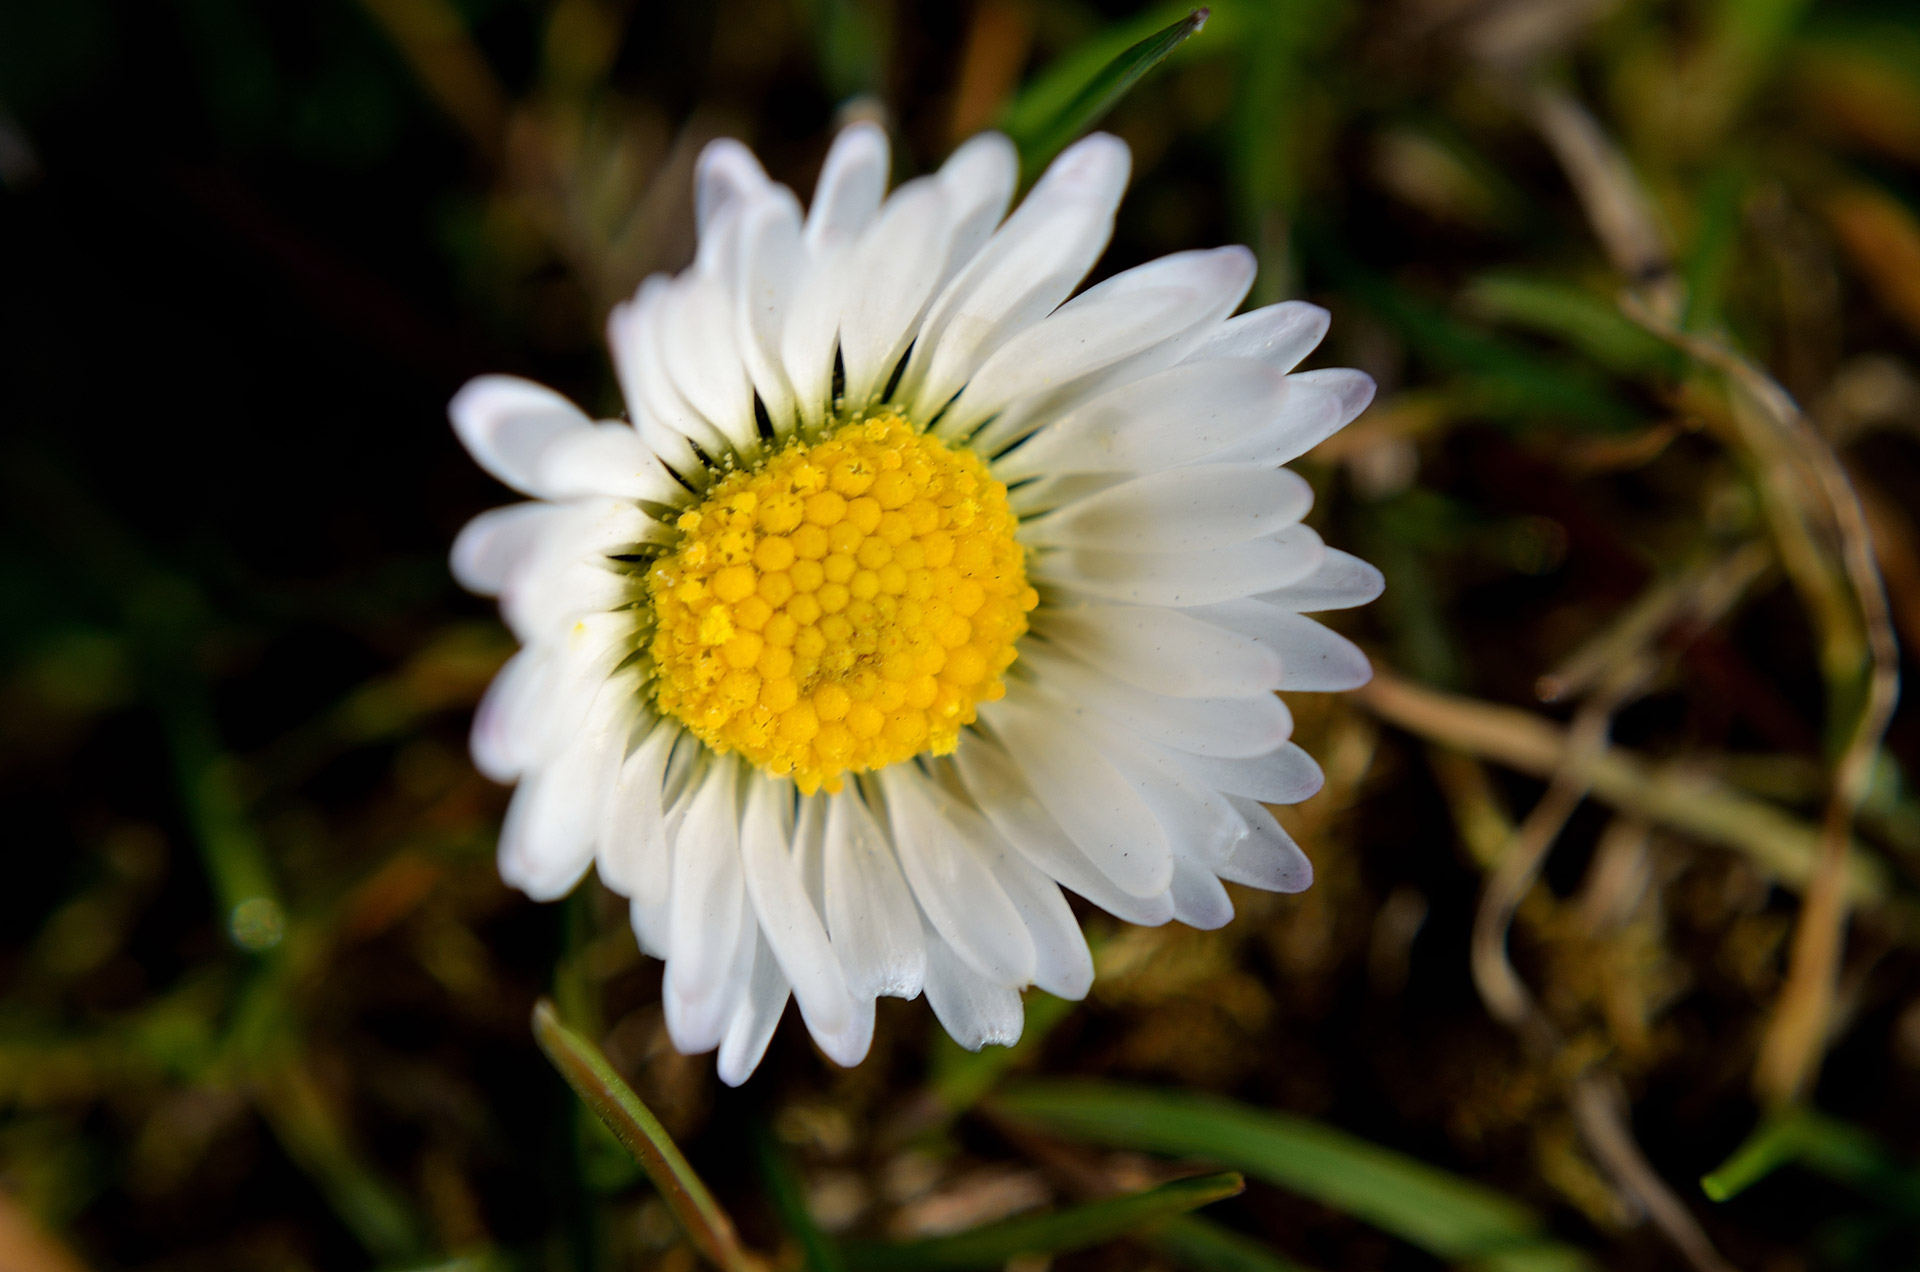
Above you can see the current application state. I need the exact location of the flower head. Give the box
[450,123,1382,1084]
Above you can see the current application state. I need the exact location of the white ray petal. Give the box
[1031,523,1325,608]
[839,176,954,409]
[922,920,1025,1050]
[1257,548,1385,611]
[695,136,770,235]
[1183,301,1329,371]
[496,688,630,901]
[948,742,1174,926]
[661,268,758,456]
[902,133,1130,419]
[1156,740,1325,805]
[536,424,684,504]
[597,716,678,903]
[879,767,1036,987]
[452,502,560,597]
[664,760,746,1048]
[1015,641,1292,756]
[1185,601,1374,690]
[1031,603,1280,698]
[1217,797,1313,893]
[450,375,596,498]
[1168,855,1235,930]
[740,774,861,1054]
[824,790,925,999]
[1022,465,1313,552]
[734,189,805,437]
[806,121,889,253]
[935,131,1018,280]
[716,931,790,1086]
[984,690,1173,898]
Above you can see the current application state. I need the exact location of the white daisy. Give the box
[450,123,1382,1085]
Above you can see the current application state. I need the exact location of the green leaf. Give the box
[1151,1214,1322,1272]
[996,1082,1595,1271]
[842,1172,1245,1271]
[1000,7,1213,176]
[530,999,759,1272]
[1462,275,1686,380]
[1703,1110,1920,1216]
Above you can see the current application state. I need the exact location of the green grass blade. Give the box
[755,1124,847,1272]
[1001,7,1211,176]
[531,999,759,1272]
[996,1082,1593,1269]
[1462,274,1686,379]
[1150,1214,1322,1272]
[842,1172,1245,1271]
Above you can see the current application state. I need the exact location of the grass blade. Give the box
[1151,1214,1322,1272]
[531,999,761,1272]
[842,1172,1244,1271]
[1001,8,1211,176]
[754,1124,847,1272]
[995,1081,1593,1270]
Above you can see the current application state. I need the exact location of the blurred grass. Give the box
[6,0,1920,1269]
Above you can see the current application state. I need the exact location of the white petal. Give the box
[984,691,1173,898]
[1168,855,1235,930]
[1021,465,1313,552]
[1016,642,1292,757]
[734,189,806,436]
[598,718,679,903]
[839,177,954,409]
[740,775,860,1053]
[535,424,684,504]
[781,251,846,431]
[1185,602,1373,690]
[472,613,635,777]
[880,767,1036,987]
[902,133,1130,419]
[609,278,734,470]
[806,121,889,253]
[695,137,770,235]
[716,931,790,1086]
[935,131,1018,280]
[922,922,1025,1050]
[497,688,630,901]
[452,502,559,597]
[1032,603,1281,698]
[939,282,1231,440]
[665,760,746,1048]
[1031,523,1325,607]
[449,375,595,498]
[1079,712,1248,871]
[1290,367,1376,427]
[949,742,1176,927]
[665,877,757,1055]
[1184,301,1329,372]
[1257,548,1385,612]
[954,246,1256,448]
[824,791,925,999]
[993,359,1324,480]
[1217,797,1313,893]
[1156,741,1325,804]
[982,842,1093,1000]
[661,269,758,456]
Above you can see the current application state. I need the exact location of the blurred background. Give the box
[6,0,1920,1268]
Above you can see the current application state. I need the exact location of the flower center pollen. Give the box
[645,411,1037,795]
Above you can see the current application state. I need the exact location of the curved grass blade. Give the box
[995,1082,1594,1271]
[1151,1214,1323,1272]
[754,1124,847,1272]
[1703,1109,1920,1215]
[1002,8,1211,176]
[531,999,762,1272]
[842,1172,1244,1271]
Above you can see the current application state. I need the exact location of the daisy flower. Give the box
[450,123,1381,1084]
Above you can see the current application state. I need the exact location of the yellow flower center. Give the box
[645,411,1037,795]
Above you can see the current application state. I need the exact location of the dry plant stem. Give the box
[1472,659,1650,1035]
[1571,1074,1738,1272]
[1360,672,1891,905]
[1622,300,1903,1106]
[1469,658,1737,1272]
[1523,78,1901,1105]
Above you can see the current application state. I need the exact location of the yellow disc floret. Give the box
[646,411,1037,795]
